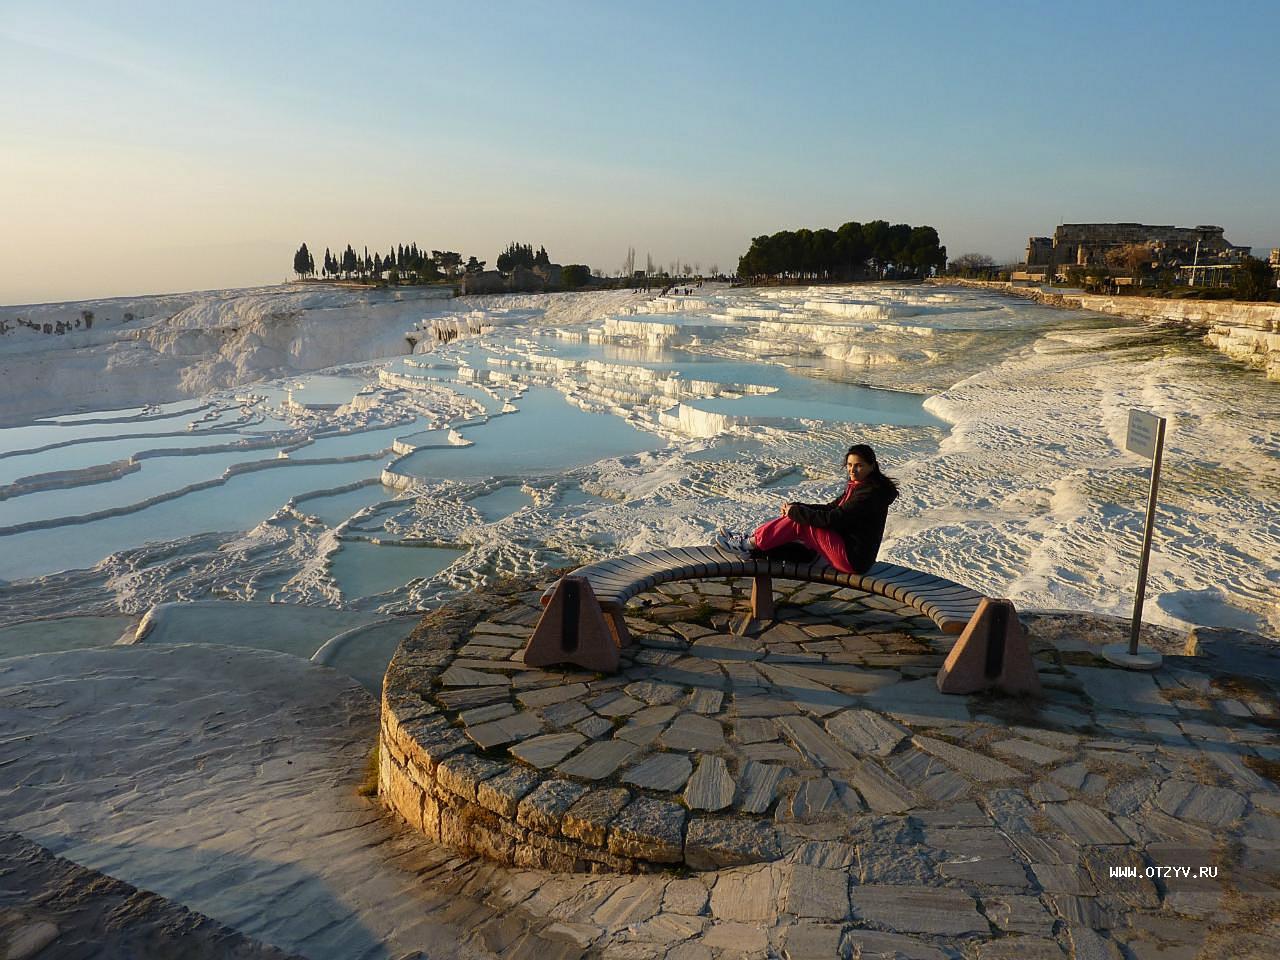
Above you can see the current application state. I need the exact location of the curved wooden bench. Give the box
[527,545,988,671]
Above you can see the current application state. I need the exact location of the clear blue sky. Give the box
[3,0,1278,304]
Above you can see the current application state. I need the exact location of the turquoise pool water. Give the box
[469,486,533,522]
[328,541,464,599]
[0,459,381,580]
[393,387,664,481]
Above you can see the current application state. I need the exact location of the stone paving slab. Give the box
[441,665,512,687]
[684,756,735,811]
[847,884,986,936]
[1067,665,1180,715]
[659,713,725,752]
[992,737,1070,765]
[734,760,789,814]
[1154,780,1248,826]
[841,759,916,813]
[509,732,585,769]
[556,740,639,780]
[1040,800,1130,845]
[516,682,588,709]
[983,893,1057,936]
[777,714,858,769]
[824,707,910,757]
[466,711,543,749]
[912,734,1023,782]
[784,864,850,920]
[754,663,855,716]
[863,676,971,725]
[888,747,971,803]
[733,717,778,743]
[621,752,694,792]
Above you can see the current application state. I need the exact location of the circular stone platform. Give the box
[380,574,1000,871]
[378,573,1280,879]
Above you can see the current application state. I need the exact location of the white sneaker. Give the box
[714,529,753,558]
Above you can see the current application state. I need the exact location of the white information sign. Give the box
[1126,409,1161,459]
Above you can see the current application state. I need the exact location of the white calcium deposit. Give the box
[1,282,1276,648]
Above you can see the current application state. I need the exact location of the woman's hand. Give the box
[781,502,794,519]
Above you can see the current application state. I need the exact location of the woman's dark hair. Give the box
[846,444,900,497]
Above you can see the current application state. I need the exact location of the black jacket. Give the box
[788,474,898,573]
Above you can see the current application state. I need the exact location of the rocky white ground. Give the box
[1,283,1276,657]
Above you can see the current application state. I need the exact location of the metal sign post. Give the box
[1103,409,1166,670]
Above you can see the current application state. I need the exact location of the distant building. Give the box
[1024,223,1249,269]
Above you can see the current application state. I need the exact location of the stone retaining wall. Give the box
[378,592,678,873]
[931,280,1280,380]
[379,690,661,874]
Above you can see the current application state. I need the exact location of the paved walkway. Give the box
[1,578,1277,959]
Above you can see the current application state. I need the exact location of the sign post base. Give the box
[1101,642,1163,671]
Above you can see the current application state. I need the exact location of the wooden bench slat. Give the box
[660,547,711,578]
[691,547,732,578]
[861,568,930,588]
[591,576,645,591]
[872,568,940,589]
[908,585,980,604]
[884,573,953,603]
[921,604,980,623]
[631,550,681,570]
[691,545,738,574]
[920,593,981,610]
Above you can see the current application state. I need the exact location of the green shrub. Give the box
[562,264,591,289]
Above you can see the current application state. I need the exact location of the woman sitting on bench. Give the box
[716,443,899,575]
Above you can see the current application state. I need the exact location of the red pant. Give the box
[751,516,853,573]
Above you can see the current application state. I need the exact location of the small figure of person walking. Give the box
[716,443,899,574]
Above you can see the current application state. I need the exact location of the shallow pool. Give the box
[321,618,418,692]
[468,485,533,522]
[394,387,664,481]
[298,484,402,528]
[286,374,372,408]
[0,459,382,580]
[0,615,136,656]
[328,541,465,599]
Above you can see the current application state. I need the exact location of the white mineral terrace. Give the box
[0,283,1276,682]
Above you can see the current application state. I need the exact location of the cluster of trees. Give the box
[561,264,591,289]
[292,238,607,291]
[495,243,551,272]
[292,242,485,283]
[1233,256,1279,301]
[947,253,999,278]
[736,220,946,281]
